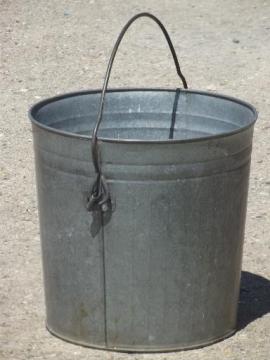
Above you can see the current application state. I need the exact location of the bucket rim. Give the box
[28,87,258,144]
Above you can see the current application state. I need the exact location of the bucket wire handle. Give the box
[87,12,188,212]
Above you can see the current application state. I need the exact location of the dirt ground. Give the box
[1,0,269,359]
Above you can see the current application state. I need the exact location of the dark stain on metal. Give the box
[169,88,181,139]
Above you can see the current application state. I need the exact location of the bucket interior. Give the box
[30,89,257,141]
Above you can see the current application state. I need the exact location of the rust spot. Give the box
[80,302,88,319]
[79,302,88,337]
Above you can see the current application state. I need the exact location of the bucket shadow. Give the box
[237,271,270,330]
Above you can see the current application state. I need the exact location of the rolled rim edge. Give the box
[28,88,258,144]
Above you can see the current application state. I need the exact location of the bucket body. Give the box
[30,89,257,351]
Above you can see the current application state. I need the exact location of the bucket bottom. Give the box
[46,324,236,353]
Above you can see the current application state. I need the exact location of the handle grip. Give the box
[87,12,188,212]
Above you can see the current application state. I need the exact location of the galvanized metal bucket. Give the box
[29,13,258,352]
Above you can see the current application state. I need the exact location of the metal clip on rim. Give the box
[87,12,188,212]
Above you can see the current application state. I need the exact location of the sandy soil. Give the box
[1,0,269,359]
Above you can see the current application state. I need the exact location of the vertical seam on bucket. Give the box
[101,212,108,346]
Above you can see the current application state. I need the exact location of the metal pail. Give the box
[29,13,258,352]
